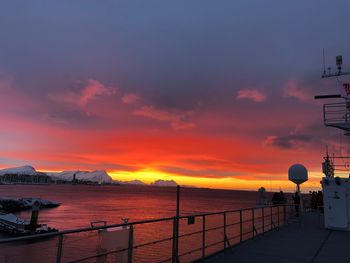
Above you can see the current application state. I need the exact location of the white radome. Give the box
[288,164,308,185]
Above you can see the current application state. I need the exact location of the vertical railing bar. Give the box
[127,225,134,263]
[270,206,273,230]
[223,212,227,250]
[175,186,180,263]
[239,210,242,243]
[172,217,176,263]
[277,206,280,227]
[262,207,265,234]
[252,208,255,238]
[202,215,206,258]
[56,234,63,263]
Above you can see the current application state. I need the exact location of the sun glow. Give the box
[109,168,322,192]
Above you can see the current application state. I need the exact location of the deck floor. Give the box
[204,212,350,263]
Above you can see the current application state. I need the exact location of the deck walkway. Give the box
[204,212,350,263]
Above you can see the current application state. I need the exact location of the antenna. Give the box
[336,55,343,73]
[323,48,326,76]
[322,54,350,78]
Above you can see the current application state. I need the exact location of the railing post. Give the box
[262,207,265,234]
[277,206,280,227]
[172,217,177,263]
[56,234,63,263]
[270,206,273,230]
[252,208,255,238]
[239,210,242,243]
[224,212,227,249]
[283,205,286,225]
[172,186,180,263]
[202,215,206,258]
[128,225,134,263]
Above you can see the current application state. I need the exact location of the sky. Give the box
[1,1,350,191]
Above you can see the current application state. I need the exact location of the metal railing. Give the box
[0,204,295,263]
[323,102,350,126]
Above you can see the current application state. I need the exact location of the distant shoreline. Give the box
[0,183,306,194]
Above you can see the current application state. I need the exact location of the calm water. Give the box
[0,184,261,230]
[0,185,280,263]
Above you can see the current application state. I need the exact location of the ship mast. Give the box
[321,53,350,79]
[315,54,350,134]
[316,54,350,176]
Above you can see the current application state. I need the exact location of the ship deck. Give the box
[204,212,350,263]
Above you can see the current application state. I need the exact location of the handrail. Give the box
[0,204,290,244]
[324,102,350,125]
[0,204,295,263]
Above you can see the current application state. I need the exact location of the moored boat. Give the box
[0,212,58,236]
[0,197,61,212]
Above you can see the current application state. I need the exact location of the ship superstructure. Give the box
[317,54,350,231]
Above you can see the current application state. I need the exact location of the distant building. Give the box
[0,172,53,184]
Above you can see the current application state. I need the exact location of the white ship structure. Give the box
[317,54,350,231]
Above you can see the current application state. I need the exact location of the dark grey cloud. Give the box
[265,134,313,149]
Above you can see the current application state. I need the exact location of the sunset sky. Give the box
[1,1,350,191]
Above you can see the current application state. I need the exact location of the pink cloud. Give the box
[122,93,140,104]
[49,79,117,107]
[133,105,195,129]
[283,80,310,102]
[236,89,266,102]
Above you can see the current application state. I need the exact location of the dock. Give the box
[204,212,350,263]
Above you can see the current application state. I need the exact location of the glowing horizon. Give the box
[0,1,349,193]
[0,164,322,192]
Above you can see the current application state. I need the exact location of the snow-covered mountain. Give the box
[151,179,178,187]
[0,165,178,186]
[121,179,147,185]
[0,165,38,176]
[47,170,112,183]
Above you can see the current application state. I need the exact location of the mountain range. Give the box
[0,165,178,187]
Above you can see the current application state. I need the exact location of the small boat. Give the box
[0,197,61,212]
[20,198,61,209]
[0,198,26,212]
[0,213,58,236]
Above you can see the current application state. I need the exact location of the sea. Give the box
[0,185,282,263]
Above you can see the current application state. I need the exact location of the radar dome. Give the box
[258,187,266,193]
[288,164,308,185]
